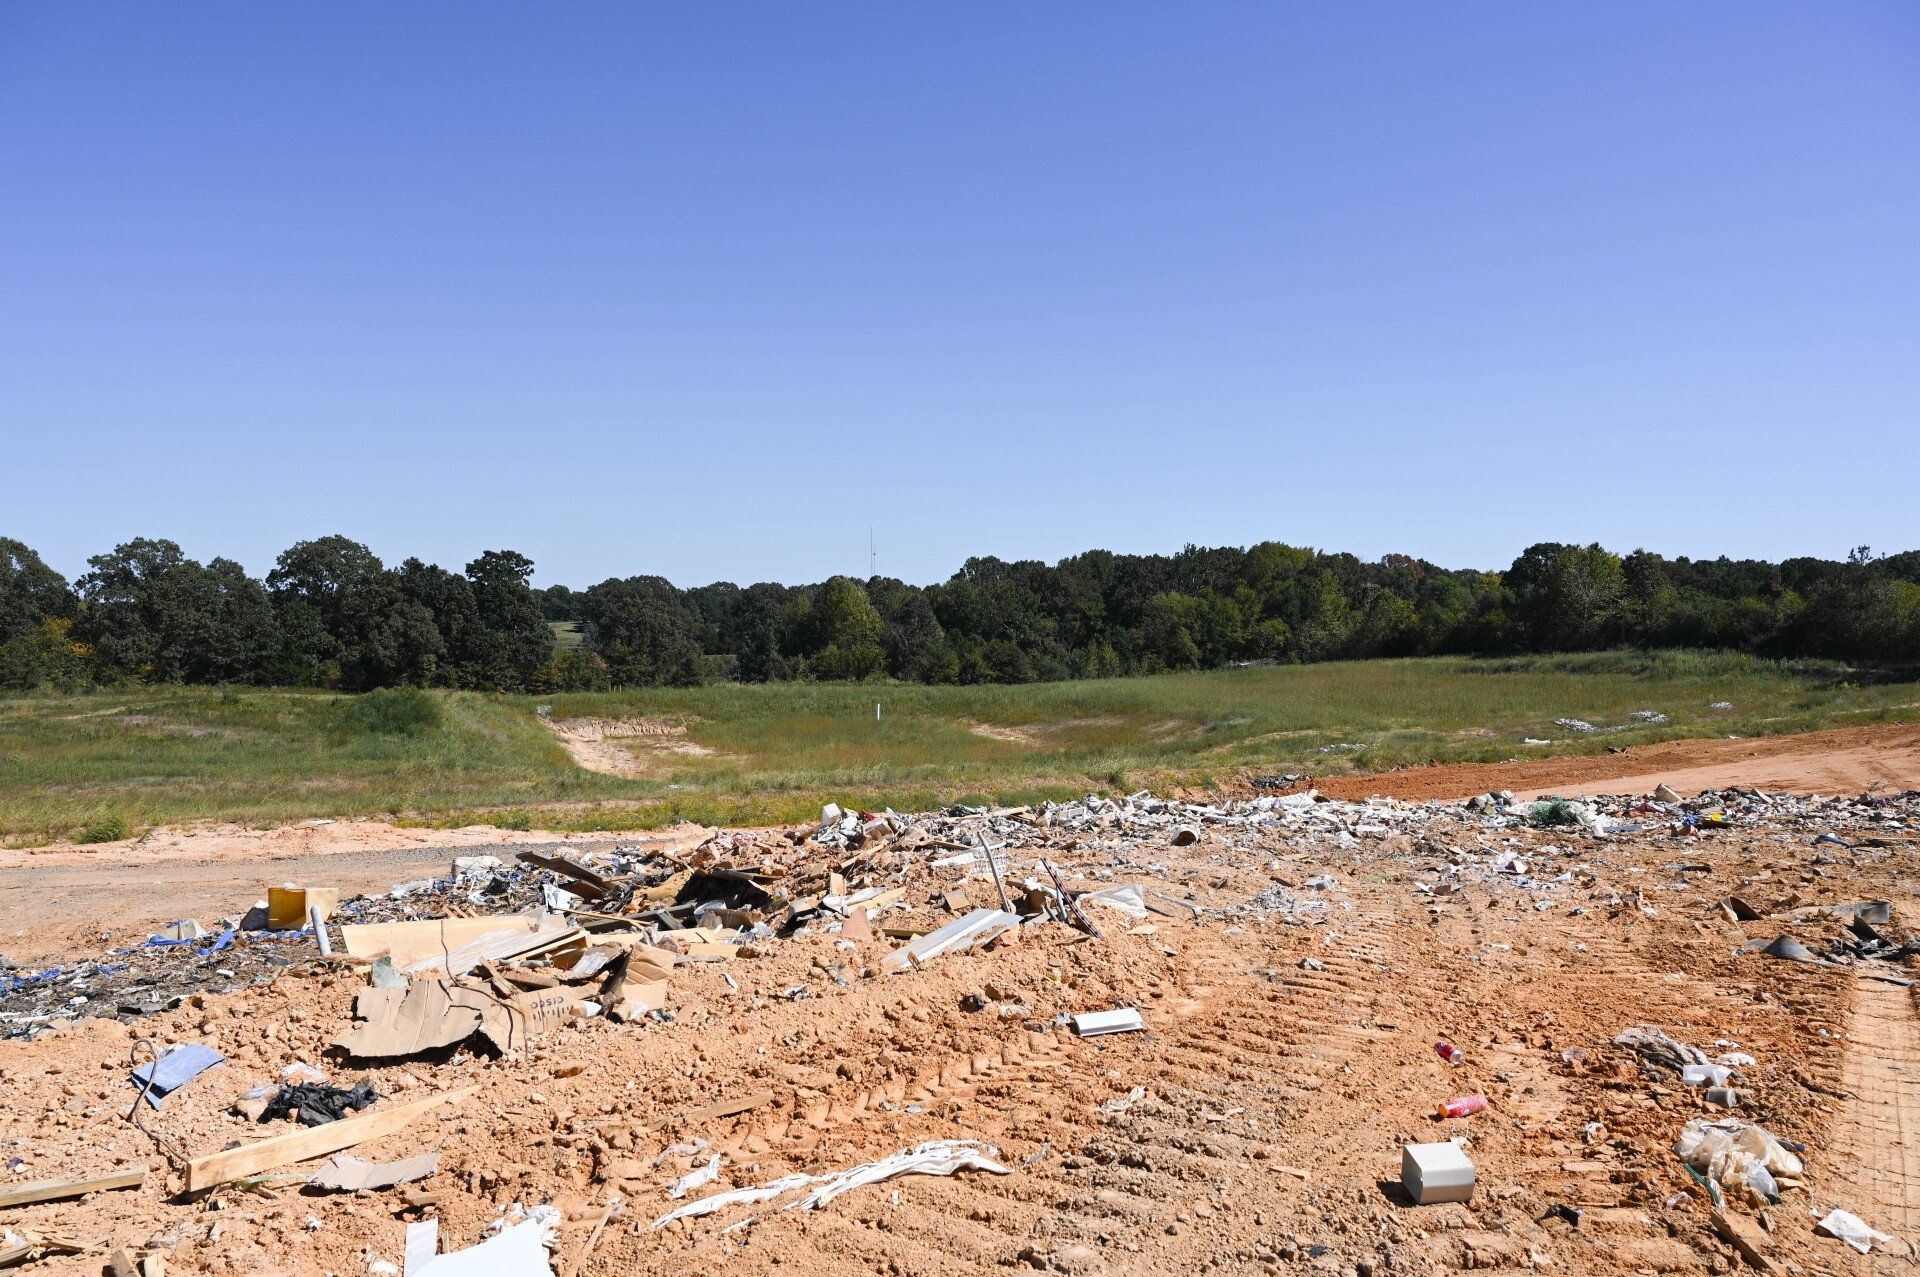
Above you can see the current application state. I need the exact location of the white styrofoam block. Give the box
[1402,1140,1475,1205]
[1070,1007,1145,1036]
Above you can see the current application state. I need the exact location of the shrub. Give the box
[78,815,130,844]
[338,687,444,736]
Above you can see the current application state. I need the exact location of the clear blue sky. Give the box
[4,3,1916,589]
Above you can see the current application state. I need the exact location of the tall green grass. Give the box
[2,652,1913,845]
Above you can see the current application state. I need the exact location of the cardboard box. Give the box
[268,885,340,931]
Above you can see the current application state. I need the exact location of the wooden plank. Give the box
[0,1166,145,1210]
[639,1089,775,1133]
[515,850,611,896]
[185,1088,475,1193]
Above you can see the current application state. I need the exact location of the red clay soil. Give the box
[1313,721,1920,802]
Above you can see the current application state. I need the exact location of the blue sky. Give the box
[3,3,1916,588]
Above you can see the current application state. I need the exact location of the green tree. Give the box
[464,550,552,689]
[0,538,76,643]
[269,536,442,688]
[0,617,93,690]
[580,576,701,686]
[1505,543,1625,650]
[812,576,885,680]
[74,539,279,683]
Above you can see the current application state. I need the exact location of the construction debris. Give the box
[1,780,1916,1274]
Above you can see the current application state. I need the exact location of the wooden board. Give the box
[185,1088,475,1192]
[339,916,539,966]
[515,850,611,896]
[0,1166,144,1210]
[639,1089,776,1133]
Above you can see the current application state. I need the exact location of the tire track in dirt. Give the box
[1829,977,1920,1236]
[903,924,1416,1271]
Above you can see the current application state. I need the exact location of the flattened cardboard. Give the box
[309,1151,440,1192]
[340,916,540,966]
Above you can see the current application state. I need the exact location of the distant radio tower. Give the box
[869,526,876,579]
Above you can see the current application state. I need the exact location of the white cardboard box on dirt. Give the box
[1402,1140,1475,1205]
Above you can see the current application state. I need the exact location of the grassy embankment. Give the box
[2,651,1914,847]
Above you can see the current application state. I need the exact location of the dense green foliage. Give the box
[2,535,1916,692]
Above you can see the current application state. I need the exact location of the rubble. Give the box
[0,777,1915,1275]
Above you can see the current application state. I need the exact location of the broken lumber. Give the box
[185,1088,474,1192]
[0,1167,145,1210]
[514,850,611,897]
[639,1090,775,1133]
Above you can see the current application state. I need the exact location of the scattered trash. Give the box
[413,1217,552,1276]
[1815,1207,1896,1255]
[1673,1117,1803,1207]
[1436,1094,1487,1119]
[651,1139,1011,1229]
[1759,935,1820,964]
[1434,1040,1465,1066]
[1682,1063,1735,1088]
[129,1041,224,1109]
[1612,1026,1709,1079]
[263,1080,380,1127]
[667,1154,722,1199]
[880,908,1022,974]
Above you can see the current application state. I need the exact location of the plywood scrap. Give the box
[185,1087,475,1192]
[0,1166,145,1210]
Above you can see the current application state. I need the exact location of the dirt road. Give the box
[0,842,616,961]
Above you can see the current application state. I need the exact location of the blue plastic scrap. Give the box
[129,1042,225,1108]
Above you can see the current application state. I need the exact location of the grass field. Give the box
[2,651,1915,846]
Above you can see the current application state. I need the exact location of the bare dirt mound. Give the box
[544,715,717,777]
[1314,721,1920,802]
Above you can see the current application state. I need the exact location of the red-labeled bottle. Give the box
[1437,1094,1487,1119]
[1434,1040,1465,1065]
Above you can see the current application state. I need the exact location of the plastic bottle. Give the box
[1434,1040,1465,1065]
[1437,1094,1488,1119]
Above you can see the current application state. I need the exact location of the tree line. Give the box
[3,534,1917,693]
